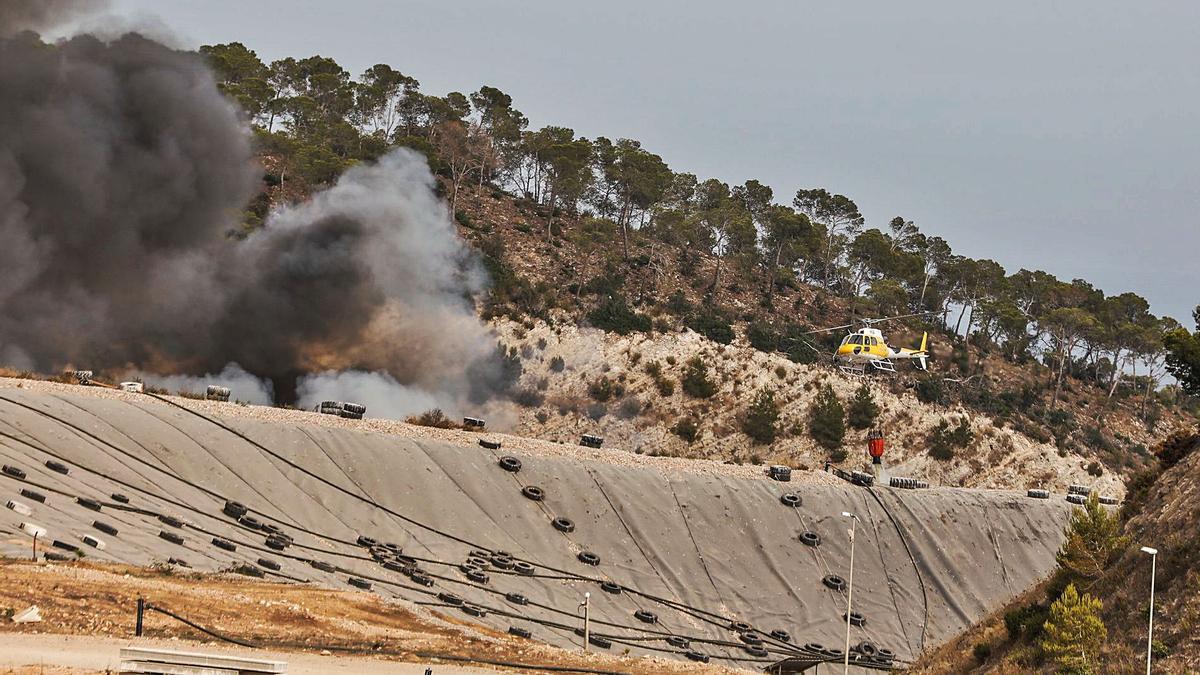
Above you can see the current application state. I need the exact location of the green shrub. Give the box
[847,384,880,430]
[915,375,947,405]
[747,322,779,352]
[1004,603,1048,641]
[808,384,845,452]
[681,357,717,399]
[742,389,780,444]
[928,417,972,461]
[972,641,992,663]
[588,376,622,402]
[549,355,565,372]
[588,295,651,335]
[672,418,699,443]
[686,309,734,344]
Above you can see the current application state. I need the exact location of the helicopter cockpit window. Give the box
[850,335,863,345]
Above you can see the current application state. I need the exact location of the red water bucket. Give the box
[868,435,885,459]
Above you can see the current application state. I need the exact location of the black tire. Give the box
[466,568,489,584]
[257,558,281,571]
[634,609,658,624]
[522,485,545,501]
[552,517,575,533]
[238,515,261,530]
[1,465,26,480]
[800,531,821,547]
[490,554,513,570]
[479,439,502,450]
[437,592,463,606]
[780,492,802,508]
[348,577,372,590]
[158,530,184,545]
[744,645,769,657]
[52,540,80,552]
[577,551,600,566]
[342,402,367,415]
[223,501,247,518]
[356,534,378,548]
[824,648,845,659]
[666,636,689,648]
[45,460,69,475]
[465,556,489,568]
[498,456,522,472]
[740,631,763,645]
[309,560,335,573]
[77,497,102,511]
[462,604,486,617]
[505,592,529,605]
[877,648,896,662]
[167,557,191,568]
[802,642,824,654]
[685,651,709,663]
[44,551,70,562]
[845,611,866,627]
[600,580,622,595]
[261,523,283,536]
[411,573,434,587]
[338,410,363,420]
[382,560,411,573]
[20,489,46,503]
[92,521,117,536]
[513,561,535,576]
[508,626,531,639]
[265,536,290,551]
[855,641,878,657]
[823,574,846,591]
[110,492,129,504]
[588,635,612,649]
[1027,488,1050,499]
[769,629,791,643]
[158,515,184,528]
[730,620,753,633]
[212,538,236,552]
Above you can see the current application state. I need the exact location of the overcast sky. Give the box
[109,0,1200,324]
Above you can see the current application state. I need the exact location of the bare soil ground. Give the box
[0,559,746,675]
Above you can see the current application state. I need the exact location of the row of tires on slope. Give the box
[1026,484,1120,505]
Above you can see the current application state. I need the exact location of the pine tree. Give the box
[1040,583,1107,673]
[808,384,845,453]
[846,383,880,429]
[680,357,717,398]
[743,388,780,444]
[1056,493,1130,581]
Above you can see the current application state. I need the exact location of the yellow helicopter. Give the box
[804,312,933,375]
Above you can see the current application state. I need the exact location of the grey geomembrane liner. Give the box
[0,389,1072,666]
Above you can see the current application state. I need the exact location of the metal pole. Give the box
[1146,553,1156,675]
[136,597,144,637]
[844,515,856,674]
[31,533,37,561]
[581,592,591,652]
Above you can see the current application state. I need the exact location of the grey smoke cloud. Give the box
[0,27,515,420]
[0,0,107,36]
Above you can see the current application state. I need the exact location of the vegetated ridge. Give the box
[197,42,1200,492]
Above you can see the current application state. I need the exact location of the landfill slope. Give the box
[0,388,1073,668]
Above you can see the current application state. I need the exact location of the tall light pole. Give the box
[1141,546,1157,675]
[842,511,859,675]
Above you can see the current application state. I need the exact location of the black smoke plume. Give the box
[0,21,514,419]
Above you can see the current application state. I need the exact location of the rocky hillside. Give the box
[439,183,1190,493]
